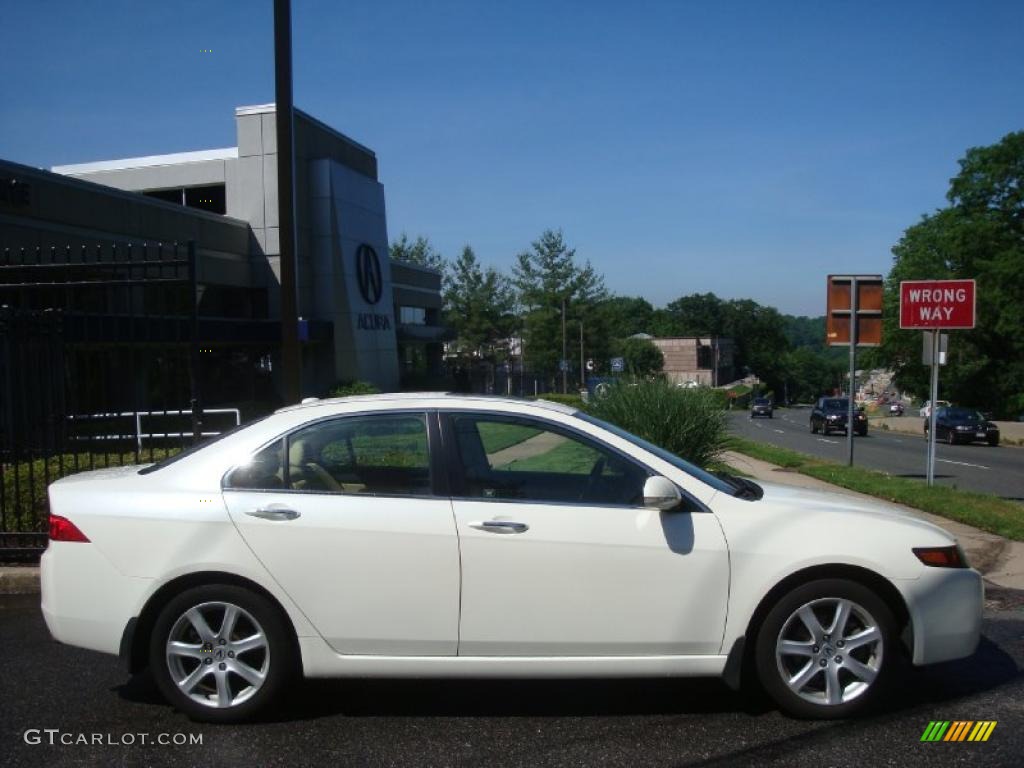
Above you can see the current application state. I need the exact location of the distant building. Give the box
[647,336,734,386]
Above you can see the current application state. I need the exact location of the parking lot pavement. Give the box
[2,593,1023,768]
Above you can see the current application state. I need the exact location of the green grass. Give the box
[478,422,541,454]
[499,438,599,474]
[728,436,1024,541]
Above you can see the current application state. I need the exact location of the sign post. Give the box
[899,279,976,486]
[826,275,883,466]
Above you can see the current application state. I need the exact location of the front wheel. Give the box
[755,579,898,719]
[150,584,295,722]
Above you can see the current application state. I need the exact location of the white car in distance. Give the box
[42,394,982,722]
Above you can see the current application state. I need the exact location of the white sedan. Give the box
[41,394,982,722]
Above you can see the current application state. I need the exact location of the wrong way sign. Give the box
[899,279,976,329]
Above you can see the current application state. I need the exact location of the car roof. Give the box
[274,392,579,416]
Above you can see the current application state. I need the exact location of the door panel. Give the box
[444,411,729,657]
[222,411,459,656]
[225,491,459,655]
[453,500,729,656]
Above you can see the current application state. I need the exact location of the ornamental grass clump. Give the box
[587,378,728,468]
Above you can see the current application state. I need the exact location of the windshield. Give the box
[944,408,982,421]
[753,398,770,405]
[575,412,739,495]
[822,398,848,411]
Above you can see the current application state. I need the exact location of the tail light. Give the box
[49,514,90,543]
[913,545,967,568]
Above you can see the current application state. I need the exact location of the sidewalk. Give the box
[723,450,1024,590]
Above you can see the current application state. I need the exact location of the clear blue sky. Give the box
[3,0,1022,316]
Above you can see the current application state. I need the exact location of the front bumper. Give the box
[897,567,983,665]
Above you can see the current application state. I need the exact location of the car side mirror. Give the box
[643,475,683,511]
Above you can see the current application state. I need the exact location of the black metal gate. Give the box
[0,241,203,561]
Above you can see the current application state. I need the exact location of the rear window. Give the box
[138,417,268,474]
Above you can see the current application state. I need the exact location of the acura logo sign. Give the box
[356,244,382,305]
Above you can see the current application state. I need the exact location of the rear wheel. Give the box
[755,579,897,719]
[150,584,295,722]
[988,436,999,447]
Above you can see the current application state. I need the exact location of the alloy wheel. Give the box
[774,597,883,706]
[165,601,270,709]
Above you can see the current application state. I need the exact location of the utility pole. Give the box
[846,276,858,467]
[579,321,584,391]
[561,296,567,394]
[274,0,301,403]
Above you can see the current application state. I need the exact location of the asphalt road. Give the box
[729,409,1024,501]
[2,593,1023,768]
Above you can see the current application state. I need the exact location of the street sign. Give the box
[825,274,883,469]
[585,358,595,372]
[559,359,569,372]
[825,275,883,347]
[899,279,976,329]
[610,357,625,373]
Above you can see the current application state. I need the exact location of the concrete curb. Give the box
[0,567,41,595]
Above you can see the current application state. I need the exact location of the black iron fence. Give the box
[0,240,204,561]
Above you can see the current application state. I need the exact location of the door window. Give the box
[225,413,432,496]
[449,414,648,505]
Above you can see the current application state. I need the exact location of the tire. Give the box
[149,584,295,723]
[988,436,999,447]
[810,421,817,434]
[754,578,898,719]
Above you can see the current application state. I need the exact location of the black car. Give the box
[750,397,773,418]
[810,397,867,436]
[925,406,1000,446]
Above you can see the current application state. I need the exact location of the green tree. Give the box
[613,337,664,377]
[389,233,446,272]
[598,296,655,338]
[878,131,1024,416]
[445,246,516,364]
[513,230,608,384]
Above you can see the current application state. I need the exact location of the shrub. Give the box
[329,380,380,398]
[586,378,728,467]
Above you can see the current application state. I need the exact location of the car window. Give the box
[449,414,649,506]
[823,398,848,411]
[224,413,432,496]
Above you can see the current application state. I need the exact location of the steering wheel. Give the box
[578,457,606,502]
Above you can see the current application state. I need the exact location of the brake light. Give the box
[48,514,90,543]
[913,545,966,568]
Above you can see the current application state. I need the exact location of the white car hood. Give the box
[752,480,955,541]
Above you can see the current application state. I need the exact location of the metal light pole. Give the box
[579,321,584,391]
[846,276,858,467]
[926,331,940,486]
[274,0,301,403]
[561,296,567,394]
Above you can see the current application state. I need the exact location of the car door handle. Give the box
[468,520,529,534]
[245,505,300,521]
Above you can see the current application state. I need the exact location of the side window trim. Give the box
[438,409,654,508]
[222,409,439,499]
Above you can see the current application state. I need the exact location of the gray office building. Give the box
[1,103,445,401]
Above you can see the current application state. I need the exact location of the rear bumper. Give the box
[41,544,150,657]
[897,568,983,665]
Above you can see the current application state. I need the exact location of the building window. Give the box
[143,184,226,215]
[399,306,427,325]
